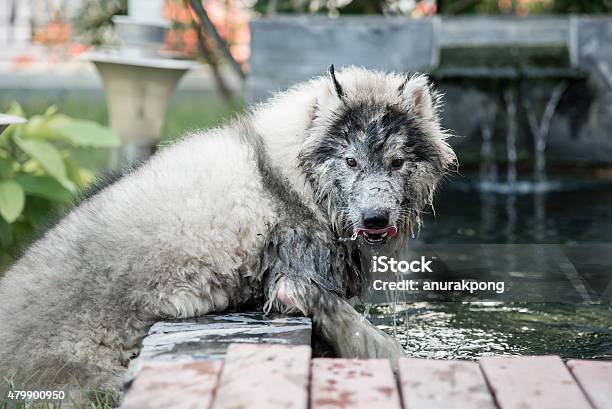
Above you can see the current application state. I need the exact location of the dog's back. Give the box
[0,125,277,394]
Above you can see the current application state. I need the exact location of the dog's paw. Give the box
[322,313,405,368]
[156,288,229,318]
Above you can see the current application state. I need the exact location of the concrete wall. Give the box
[248,16,612,167]
[249,16,435,102]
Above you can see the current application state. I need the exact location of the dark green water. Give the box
[371,178,612,360]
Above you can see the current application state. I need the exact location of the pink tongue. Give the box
[354,225,398,238]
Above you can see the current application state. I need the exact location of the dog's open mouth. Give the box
[354,226,398,245]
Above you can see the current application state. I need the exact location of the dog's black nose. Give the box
[362,210,390,229]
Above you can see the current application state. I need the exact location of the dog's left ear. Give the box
[327,64,344,100]
[399,74,436,120]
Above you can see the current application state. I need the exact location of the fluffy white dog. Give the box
[0,66,455,399]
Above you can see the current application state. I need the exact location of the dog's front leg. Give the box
[263,225,404,366]
[271,277,405,368]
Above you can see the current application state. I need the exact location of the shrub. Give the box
[0,102,120,269]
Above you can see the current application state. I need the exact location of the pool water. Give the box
[369,176,612,360]
[370,302,612,360]
[420,177,612,244]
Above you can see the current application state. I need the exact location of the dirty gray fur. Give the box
[0,66,456,399]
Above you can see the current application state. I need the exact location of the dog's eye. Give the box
[346,157,357,167]
[391,158,404,168]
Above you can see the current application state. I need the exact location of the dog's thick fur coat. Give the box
[0,67,455,397]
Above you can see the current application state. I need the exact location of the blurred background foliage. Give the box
[436,0,612,15]
[0,102,120,269]
[74,0,127,46]
[249,0,611,17]
[71,0,612,50]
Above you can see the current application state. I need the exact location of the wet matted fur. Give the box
[0,66,456,399]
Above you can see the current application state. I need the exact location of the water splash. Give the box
[522,81,568,185]
[479,103,498,187]
[381,265,408,339]
[502,88,519,242]
[336,230,359,242]
[476,81,568,194]
[504,87,518,187]
[362,302,372,318]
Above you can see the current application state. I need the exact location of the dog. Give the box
[0,66,455,398]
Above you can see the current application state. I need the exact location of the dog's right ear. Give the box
[327,64,344,100]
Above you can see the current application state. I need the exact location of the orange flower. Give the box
[183,28,198,47]
[12,54,35,66]
[176,0,250,63]
[68,43,88,56]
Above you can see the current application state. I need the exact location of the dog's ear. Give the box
[327,64,344,100]
[399,74,436,120]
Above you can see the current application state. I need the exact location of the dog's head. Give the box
[299,66,456,249]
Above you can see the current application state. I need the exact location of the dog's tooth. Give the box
[381,232,387,237]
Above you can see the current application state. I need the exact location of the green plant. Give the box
[0,102,120,269]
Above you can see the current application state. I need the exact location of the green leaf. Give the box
[21,115,52,139]
[13,134,76,192]
[47,118,121,147]
[0,157,14,178]
[5,101,25,118]
[0,180,25,223]
[0,216,11,247]
[1,102,26,141]
[23,196,60,230]
[43,105,58,118]
[14,172,74,203]
[64,157,94,188]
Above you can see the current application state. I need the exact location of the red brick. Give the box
[399,358,496,409]
[568,359,612,409]
[311,358,401,409]
[121,360,222,409]
[480,355,593,409]
[211,344,311,409]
